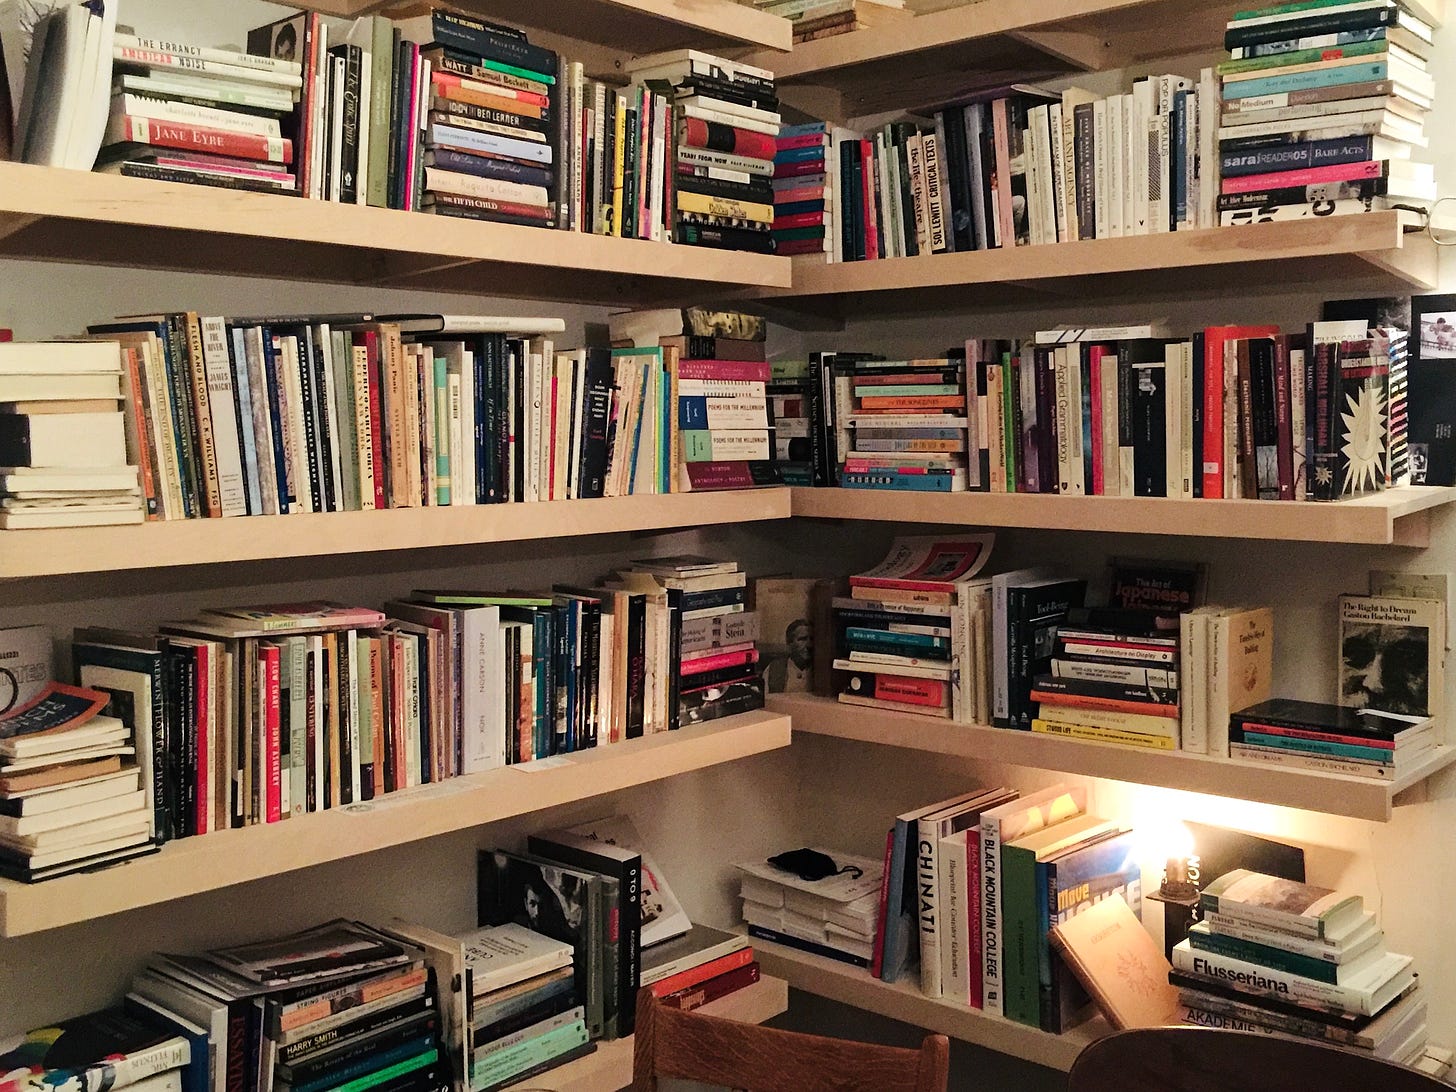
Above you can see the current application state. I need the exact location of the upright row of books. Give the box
[1216,0,1437,225]
[0,554,765,881]
[3,7,778,254]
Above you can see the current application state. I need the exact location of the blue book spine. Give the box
[1239,730,1396,763]
[1173,89,1191,229]
[427,146,554,189]
[841,472,960,492]
[430,123,553,164]
[844,628,948,651]
[777,122,829,138]
[258,328,292,514]
[772,144,825,164]
[1222,60,1392,101]
[227,326,262,515]
[775,199,827,216]
[747,925,870,969]
[1222,135,1378,176]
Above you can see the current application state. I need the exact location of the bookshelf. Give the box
[500,975,790,1092]
[790,486,1456,547]
[771,694,1456,822]
[0,163,792,306]
[0,490,794,579]
[749,936,1105,1072]
[741,214,1439,319]
[0,709,791,938]
[749,0,1444,119]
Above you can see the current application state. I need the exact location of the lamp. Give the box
[1144,820,1201,958]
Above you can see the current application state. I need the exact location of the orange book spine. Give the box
[857,395,966,410]
[1031,692,1180,719]
[434,82,544,119]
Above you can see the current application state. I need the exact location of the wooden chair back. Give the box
[629,987,950,1092]
[1068,1027,1446,1092]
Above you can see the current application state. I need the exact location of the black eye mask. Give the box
[766,848,863,882]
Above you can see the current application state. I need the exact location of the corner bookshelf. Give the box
[791,486,1456,547]
[0,163,791,305]
[0,710,791,938]
[739,214,1438,320]
[749,936,1105,1072]
[772,694,1455,822]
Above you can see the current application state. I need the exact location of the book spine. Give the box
[980,815,1006,1015]
[658,961,761,1011]
[1171,944,1384,1013]
[1188,930,1341,982]
[917,817,944,997]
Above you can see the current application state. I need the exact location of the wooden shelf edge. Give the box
[788,487,1456,546]
[750,939,1103,1071]
[0,710,793,938]
[774,694,1456,822]
[0,489,794,579]
[501,975,789,1092]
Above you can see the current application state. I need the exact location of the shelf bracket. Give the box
[0,214,43,245]
[1004,29,1112,72]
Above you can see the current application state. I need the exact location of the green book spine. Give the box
[1001,352,1018,492]
[1000,842,1040,1026]
[433,354,451,505]
[475,55,556,86]
[1217,37,1386,73]
[367,16,394,207]
[287,636,308,816]
[1188,925,1342,983]
[328,1047,437,1092]
[470,1021,589,1088]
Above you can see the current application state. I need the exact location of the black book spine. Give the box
[1311,341,1339,500]
[415,632,432,783]
[976,104,998,249]
[672,222,775,253]
[338,635,355,805]
[1035,347,1058,494]
[1224,6,1395,49]
[1080,346,1094,496]
[553,603,570,754]
[1253,339,1281,500]
[1074,102,1095,241]
[578,350,612,498]
[1131,362,1167,497]
[511,339,526,503]
[496,334,511,504]
[626,595,647,739]
[291,332,320,511]
[278,1014,437,1084]
[388,38,410,209]
[1117,354,1135,495]
[583,602,602,747]
[893,129,919,258]
[178,644,197,838]
[471,337,487,505]
[340,45,362,203]
[1191,332,1206,499]
[480,335,499,503]
[623,103,639,240]
[944,108,975,252]
[306,642,321,805]
[678,676,765,724]
[258,329,292,512]
[164,317,202,519]
[665,588,683,732]
[432,95,547,136]
[428,11,559,76]
[1219,176,1387,210]
[675,173,774,204]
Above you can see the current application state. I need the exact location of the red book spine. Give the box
[1031,691,1180,718]
[194,643,209,834]
[429,193,553,219]
[1202,331,1226,499]
[262,644,282,823]
[1273,337,1295,500]
[775,132,828,151]
[772,184,825,203]
[772,212,826,230]
[363,331,387,511]
[771,158,825,179]
[658,962,761,1011]
[0,329,12,341]
[432,71,549,108]
[1089,345,1105,496]
[120,345,160,519]
[859,139,878,262]
[874,675,946,706]
[649,946,756,997]
[678,117,776,161]
[680,648,758,675]
[965,834,984,1008]
[1223,158,1384,194]
[870,827,894,978]
[685,461,756,490]
[114,115,294,164]
[1237,721,1398,750]
[675,360,771,383]
[774,239,828,256]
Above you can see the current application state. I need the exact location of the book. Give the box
[458,923,574,995]
[1171,939,1414,1017]
[0,1008,189,1092]
[562,813,690,949]
[1049,894,1178,1029]
[1200,869,1363,940]
[1338,594,1444,719]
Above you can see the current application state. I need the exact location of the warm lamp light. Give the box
[1144,820,1201,956]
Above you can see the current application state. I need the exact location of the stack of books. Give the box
[0,1007,192,1092]
[0,681,154,883]
[737,847,884,967]
[1029,614,1181,750]
[1229,698,1436,779]
[837,352,971,493]
[101,32,302,194]
[0,339,143,529]
[1173,869,1427,1066]
[1218,0,1436,226]
[773,122,833,258]
[390,8,559,226]
[758,0,911,43]
[832,536,995,722]
[623,555,767,726]
[133,920,447,1092]
[642,926,763,1011]
[766,360,817,485]
[460,922,591,1091]
[628,50,780,254]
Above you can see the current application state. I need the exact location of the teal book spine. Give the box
[1239,730,1395,763]
[1188,925,1343,983]
[1223,60,1393,100]
[433,355,451,505]
[470,1020,589,1089]
[844,628,950,652]
[999,842,1040,1026]
[841,472,961,492]
[853,384,963,397]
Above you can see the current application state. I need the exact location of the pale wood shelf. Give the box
[790,485,1456,547]
[0,163,791,305]
[746,0,1443,120]
[741,215,1438,319]
[502,975,789,1092]
[750,936,1105,1072]
[0,710,792,937]
[308,0,792,55]
[774,694,1456,822]
[0,489,794,579]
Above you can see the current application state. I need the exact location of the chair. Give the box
[1067,1027,1448,1092]
[629,986,950,1092]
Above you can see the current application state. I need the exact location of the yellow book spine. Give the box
[611,96,626,238]
[1031,718,1177,750]
[675,189,774,223]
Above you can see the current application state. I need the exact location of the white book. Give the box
[0,787,145,836]
[1047,101,1068,243]
[1092,97,1109,240]
[460,922,574,996]
[0,410,126,468]
[1178,607,1215,753]
[1164,341,1184,499]
[1172,940,1413,1017]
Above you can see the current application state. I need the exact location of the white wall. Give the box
[4,5,1456,1090]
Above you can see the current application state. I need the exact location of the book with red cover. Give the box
[658,961,761,1011]
[678,118,775,162]
[1201,325,1280,498]
[107,116,294,164]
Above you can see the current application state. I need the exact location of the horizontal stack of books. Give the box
[1174,869,1428,1066]
[837,352,971,493]
[0,339,143,528]
[0,680,154,883]
[1229,699,1436,779]
[758,0,911,43]
[1218,0,1436,226]
[738,847,883,967]
[101,32,302,194]
[773,122,833,259]
[642,927,764,1011]
[134,920,448,1092]
[460,922,591,1090]
[629,50,780,254]
[0,1006,193,1092]
[832,536,995,722]
[622,555,767,726]
[815,70,1221,262]
[802,299,1415,503]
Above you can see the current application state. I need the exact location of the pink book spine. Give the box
[775,132,828,151]
[966,835,984,1008]
[676,360,771,382]
[1221,158,1383,194]
[1089,345,1105,496]
[684,461,756,490]
[680,648,758,675]
[263,645,282,823]
[194,644,209,835]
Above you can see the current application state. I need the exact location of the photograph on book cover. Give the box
[1340,621,1432,717]
[756,577,818,694]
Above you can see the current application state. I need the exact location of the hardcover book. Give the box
[1338,594,1444,719]
[1049,893,1178,1030]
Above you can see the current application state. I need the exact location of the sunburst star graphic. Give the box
[1341,382,1387,495]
